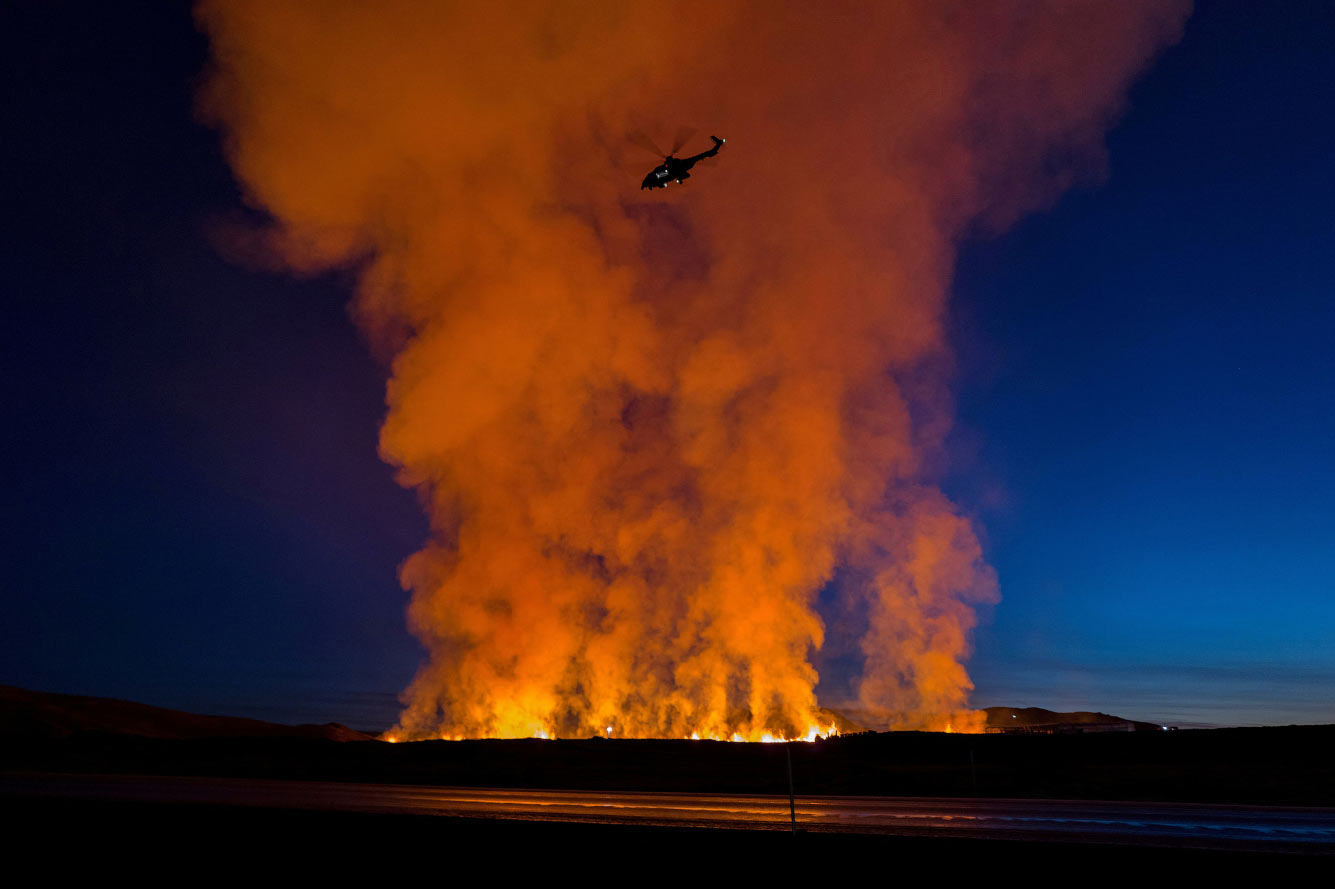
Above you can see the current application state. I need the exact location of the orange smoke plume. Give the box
[197,0,1188,739]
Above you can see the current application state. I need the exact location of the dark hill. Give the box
[985,706,1163,732]
[3,686,1333,805]
[0,685,373,742]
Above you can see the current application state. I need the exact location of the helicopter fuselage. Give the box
[641,136,725,189]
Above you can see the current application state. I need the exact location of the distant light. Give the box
[606,726,613,735]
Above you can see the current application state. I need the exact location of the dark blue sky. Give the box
[950,1,1335,727]
[2,2,1331,729]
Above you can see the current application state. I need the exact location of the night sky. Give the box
[3,1,1332,730]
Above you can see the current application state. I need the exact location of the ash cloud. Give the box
[197,0,1189,738]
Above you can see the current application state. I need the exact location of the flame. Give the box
[387,720,840,744]
[685,723,838,743]
[198,0,1188,741]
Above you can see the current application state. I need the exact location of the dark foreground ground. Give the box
[7,727,1334,873]
[9,773,1331,847]
[8,794,1327,878]
[5,724,1334,805]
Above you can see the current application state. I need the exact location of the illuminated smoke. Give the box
[197,0,1189,738]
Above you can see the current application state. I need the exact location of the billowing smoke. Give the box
[197,0,1188,738]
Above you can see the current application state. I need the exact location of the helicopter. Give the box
[631,127,726,190]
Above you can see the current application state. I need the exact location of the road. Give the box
[3,773,1333,852]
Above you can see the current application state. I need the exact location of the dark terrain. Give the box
[4,686,1331,873]
[8,725,1335,805]
[0,684,372,741]
[15,795,1323,878]
[3,686,1332,805]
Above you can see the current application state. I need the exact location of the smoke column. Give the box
[198,0,1189,739]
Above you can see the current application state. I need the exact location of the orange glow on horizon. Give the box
[379,719,1005,743]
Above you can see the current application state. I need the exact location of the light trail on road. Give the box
[4,773,1332,852]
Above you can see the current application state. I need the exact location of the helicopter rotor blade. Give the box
[669,126,698,155]
[626,129,667,158]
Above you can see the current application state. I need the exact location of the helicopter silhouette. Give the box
[631,127,726,190]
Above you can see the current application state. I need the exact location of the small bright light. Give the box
[606,726,613,735]
[690,732,701,741]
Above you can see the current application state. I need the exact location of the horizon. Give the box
[8,680,1322,735]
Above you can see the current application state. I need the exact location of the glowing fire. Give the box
[200,0,1188,743]
[689,723,839,743]
[384,723,842,743]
